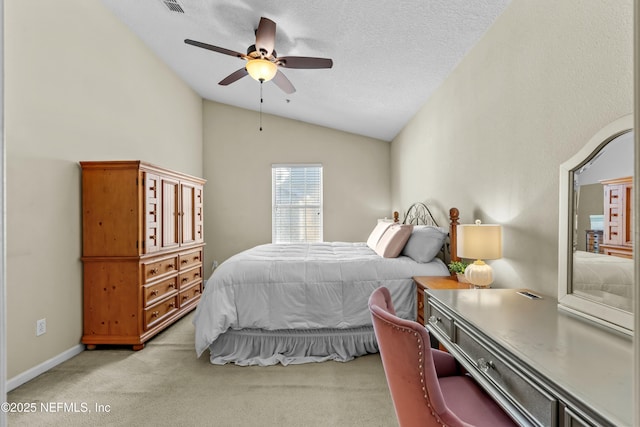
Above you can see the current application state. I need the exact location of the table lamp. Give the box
[457,220,502,288]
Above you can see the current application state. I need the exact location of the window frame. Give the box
[271,163,323,244]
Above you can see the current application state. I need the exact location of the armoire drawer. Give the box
[179,282,202,308]
[456,326,558,427]
[142,255,178,283]
[178,249,203,270]
[143,276,178,307]
[144,295,179,331]
[178,266,202,289]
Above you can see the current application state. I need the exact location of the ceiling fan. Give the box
[184,17,333,94]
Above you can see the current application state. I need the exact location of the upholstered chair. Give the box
[369,287,516,427]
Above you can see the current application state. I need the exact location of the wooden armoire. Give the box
[601,176,633,259]
[80,161,205,350]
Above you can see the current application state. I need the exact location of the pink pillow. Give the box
[367,221,394,249]
[375,224,414,258]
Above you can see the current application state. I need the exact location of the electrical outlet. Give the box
[36,318,46,336]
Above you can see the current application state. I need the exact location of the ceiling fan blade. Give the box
[277,56,333,69]
[184,39,246,59]
[219,68,249,86]
[272,70,296,94]
[255,17,276,57]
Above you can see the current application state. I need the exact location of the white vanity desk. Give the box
[424,288,632,427]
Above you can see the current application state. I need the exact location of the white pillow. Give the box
[375,224,414,258]
[366,221,393,250]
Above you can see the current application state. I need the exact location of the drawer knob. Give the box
[428,315,441,325]
[477,357,495,373]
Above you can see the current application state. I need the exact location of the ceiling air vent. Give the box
[161,0,184,13]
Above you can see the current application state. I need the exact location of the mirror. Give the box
[558,114,634,333]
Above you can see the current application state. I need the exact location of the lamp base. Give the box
[464,260,494,288]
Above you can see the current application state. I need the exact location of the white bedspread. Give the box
[193,242,449,356]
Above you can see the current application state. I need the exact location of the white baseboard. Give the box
[7,344,84,392]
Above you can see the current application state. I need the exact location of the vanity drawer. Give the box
[456,326,558,427]
[425,300,454,340]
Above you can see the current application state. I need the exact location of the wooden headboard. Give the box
[393,203,460,263]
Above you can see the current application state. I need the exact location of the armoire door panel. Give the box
[162,178,180,249]
[144,172,160,253]
[181,183,196,244]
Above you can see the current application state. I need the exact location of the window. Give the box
[272,164,323,243]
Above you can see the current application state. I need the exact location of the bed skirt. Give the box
[208,326,379,366]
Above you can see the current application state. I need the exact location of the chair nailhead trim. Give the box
[375,313,447,425]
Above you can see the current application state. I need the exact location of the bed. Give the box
[572,250,634,311]
[193,203,459,366]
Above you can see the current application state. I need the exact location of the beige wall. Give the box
[202,101,390,274]
[4,0,203,378]
[391,0,633,296]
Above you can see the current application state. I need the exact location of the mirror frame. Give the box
[558,114,634,334]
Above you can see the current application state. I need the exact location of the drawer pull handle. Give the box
[182,295,189,301]
[477,357,495,373]
[167,264,175,269]
[428,315,441,325]
[151,290,159,296]
[168,283,175,289]
[168,303,175,308]
[151,311,159,318]
[181,260,189,264]
[193,256,200,261]
[150,268,158,275]
[182,278,189,283]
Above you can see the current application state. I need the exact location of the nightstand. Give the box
[413,275,471,325]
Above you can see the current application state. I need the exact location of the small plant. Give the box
[447,260,469,274]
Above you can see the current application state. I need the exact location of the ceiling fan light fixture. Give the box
[246,59,277,82]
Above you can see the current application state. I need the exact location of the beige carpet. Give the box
[7,313,397,426]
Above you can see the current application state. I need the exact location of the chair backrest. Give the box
[369,287,469,427]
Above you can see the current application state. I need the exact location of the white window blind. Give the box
[272,164,323,243]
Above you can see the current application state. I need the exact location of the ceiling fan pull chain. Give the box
[259,81,264,131]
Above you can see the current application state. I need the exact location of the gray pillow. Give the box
[401,225,447,263]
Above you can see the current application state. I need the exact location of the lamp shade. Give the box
[246,59,278,82]
[457,221,502,260]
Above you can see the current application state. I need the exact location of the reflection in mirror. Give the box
[558,114,634,333]
[572,131,633,312]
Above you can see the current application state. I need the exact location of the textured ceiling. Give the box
[99,0,511,141]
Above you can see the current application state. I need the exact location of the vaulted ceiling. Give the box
[100,0,511,141]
